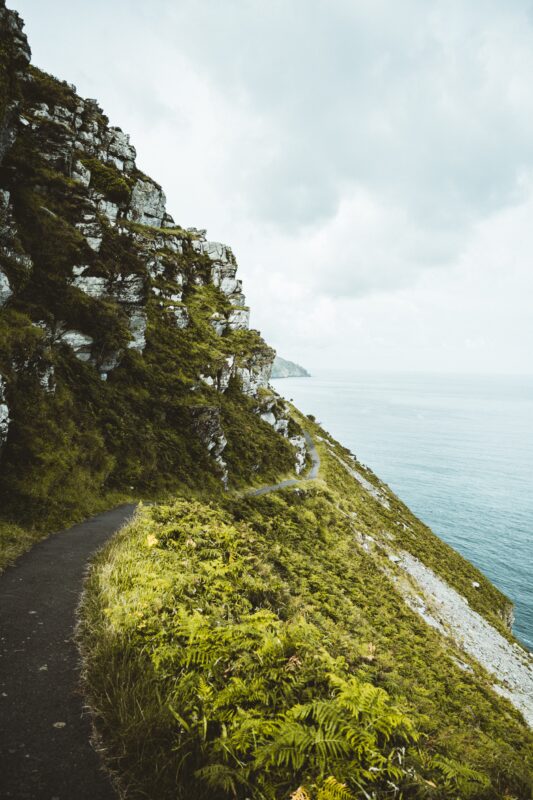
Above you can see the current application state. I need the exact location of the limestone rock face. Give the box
[190,406,228,487]
[127,179,166,227]
[0,8,281,491]
[237,352,273,397]
[59,330,94,361]
[0,270,12,306]
[0,375,9,448]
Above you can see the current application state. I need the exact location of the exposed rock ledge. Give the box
[391,551,533,727]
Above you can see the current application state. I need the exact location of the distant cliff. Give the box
[271,355,310,378]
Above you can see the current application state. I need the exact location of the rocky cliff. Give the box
[271,355,311,378]
[2,5,533,799]
[0,1,302,524]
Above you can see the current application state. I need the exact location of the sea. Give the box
[271,371,533,651]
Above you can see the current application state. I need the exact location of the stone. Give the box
[0,270,12,306]
[190,405,228,487]
[72,274,107,298]
[217,356,235,392]
[71,160,91,187]
[227,308,250,331]
[39,365,55,393]
[127,310,147,351]
[97,198,119,226]
[236,360,272,397]
[127,179,166,227]
[76,217,102,252]
[113,274,144,304]
[209,313,227,336]
[59,330,94,362]
[162,213,176,228]
[107,128,136,170]
[260,411,276,427]
[168,305,189,328]
[290,435,307,474]
[193,240,232,262]
[0,376,9,448]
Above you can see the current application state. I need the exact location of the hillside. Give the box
[1,4,532,799]
[271,355,310,378]
[0,0,301,545]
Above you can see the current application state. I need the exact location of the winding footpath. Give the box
[248,431,320,496]
[0,504,136,800]
[0,437,320,800]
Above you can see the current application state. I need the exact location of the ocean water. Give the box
[272,371,533,650]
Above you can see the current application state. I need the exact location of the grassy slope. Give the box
[80,416,533,800]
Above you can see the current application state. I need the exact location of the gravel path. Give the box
[247,430,320,496]
[0,504,136,800]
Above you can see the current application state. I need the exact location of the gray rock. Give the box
[0,376,9,448]
[217,356,235,392]
[113,274,144,304]
[72,160,91,188]
[290,435,307,474]
[96,197,119,226]
[190,405,228,487]
[168,305,189,329]
[127,179,166,227]
[39,365,56,394]
[76,216,102,252]
[127,310,147,352]
[0,270,12,306]
[209,313,227,336]
[107,128,136,171]
[236,359,271,397]
[72,274,107,298]
[227,308,250,331]
[59,330,94,362]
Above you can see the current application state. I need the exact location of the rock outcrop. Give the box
[0,1,300,512]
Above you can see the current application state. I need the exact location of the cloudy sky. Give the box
[15,0,533,373]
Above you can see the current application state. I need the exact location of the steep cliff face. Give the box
[0,1,298,524]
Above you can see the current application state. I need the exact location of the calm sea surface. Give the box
[272,371,533,650]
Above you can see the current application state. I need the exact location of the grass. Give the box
[79,417,533,800]
[0,521,42,572]
[0,491,134,573]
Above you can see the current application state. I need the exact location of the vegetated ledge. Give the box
[79,410,533,800]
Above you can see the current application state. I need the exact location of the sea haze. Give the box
[272,371,533,650]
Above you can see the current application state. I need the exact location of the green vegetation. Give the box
[81,472,533,799]
[80,156,132,205]
[24,65,78,112]
[2,18,532,800]
[0,519,40,571]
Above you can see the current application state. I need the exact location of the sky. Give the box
[13,0,533,374]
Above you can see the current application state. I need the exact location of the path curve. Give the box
[248,430,320,497]
[0,504,136,800]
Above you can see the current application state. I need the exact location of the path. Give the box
[0,504,136,800]
[0,432,319,798]
[248,430,320,496]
